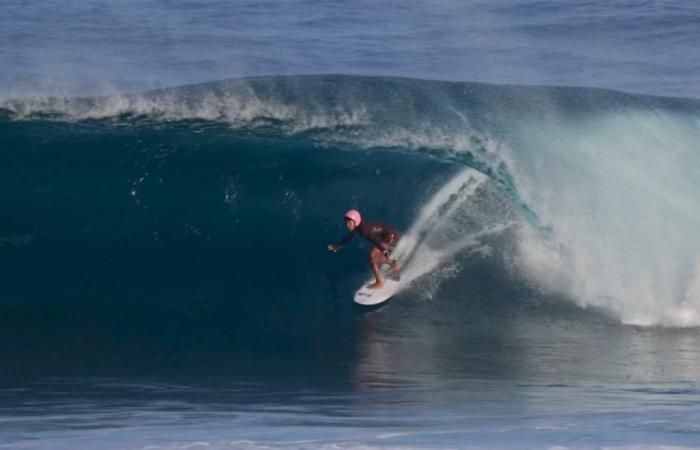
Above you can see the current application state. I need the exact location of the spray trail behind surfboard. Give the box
[392,168,518,295]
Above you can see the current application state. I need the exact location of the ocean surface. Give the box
[2,2,700,449]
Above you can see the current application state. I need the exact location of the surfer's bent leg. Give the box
[386,234,400,273]
[368,247,389,289]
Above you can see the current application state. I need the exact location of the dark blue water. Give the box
[2,2,700,449]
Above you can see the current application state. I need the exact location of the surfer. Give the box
[327,209,400,289]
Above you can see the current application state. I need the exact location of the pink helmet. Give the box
[344,209,361,226]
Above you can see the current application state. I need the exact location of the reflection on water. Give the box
[353,266,700,386]
[3,286,700,449]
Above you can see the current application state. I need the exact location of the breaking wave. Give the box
[2,74,700,362]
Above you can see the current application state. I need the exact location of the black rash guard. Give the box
[337,221,400,252]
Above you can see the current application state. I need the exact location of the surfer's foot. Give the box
[367,281,384,289]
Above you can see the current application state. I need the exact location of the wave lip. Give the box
[4,74,699,130]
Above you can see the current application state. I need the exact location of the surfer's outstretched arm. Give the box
[327,231,355,252]
[337,231,356,246]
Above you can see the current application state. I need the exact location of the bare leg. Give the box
[367,247,388,289]
[368,261,383,289]
[387,259,400,274]
[384,235,400,275]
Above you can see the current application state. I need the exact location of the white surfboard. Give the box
[353,278,401,305]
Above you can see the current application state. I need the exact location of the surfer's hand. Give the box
[327,244,340,252]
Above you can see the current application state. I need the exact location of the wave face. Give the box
[2,75,700,370]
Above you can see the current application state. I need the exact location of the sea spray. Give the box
[393,168,517,296]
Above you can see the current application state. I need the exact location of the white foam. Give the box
[1,86,370,132]
[512,111,700,326]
